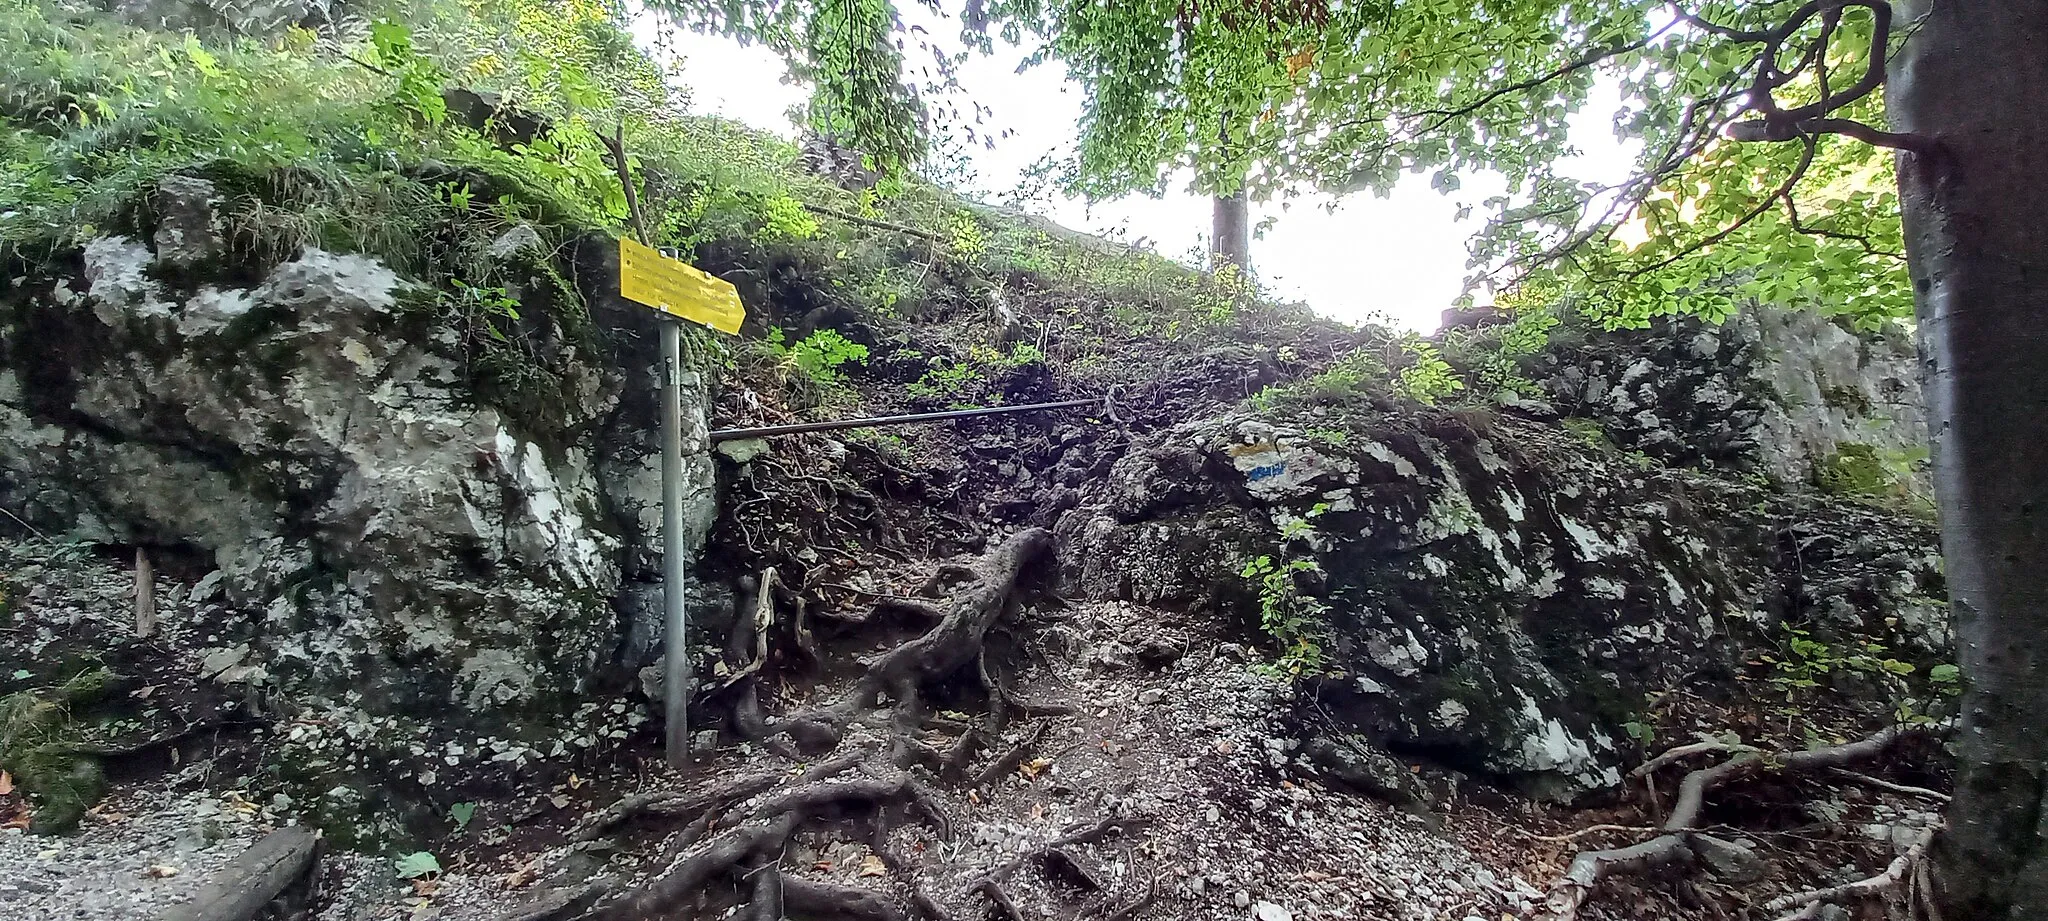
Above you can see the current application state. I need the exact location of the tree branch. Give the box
[1401,18,1680,127]
[1621,133,1818,278]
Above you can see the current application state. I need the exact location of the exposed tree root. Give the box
[1829,767,1949,804]
[748,865,785,921]
[863,824,956,921]
[970,722,1049,789]
[165,827,319,921]
[585,770,943,921]
[1765,819,1943,920]
[551,529,1062,921]
[784,876,906,921]
[1105,871,1163,921]
[773,528,1054,758]
[498,880,616,921]
[1529,726,1934,921]
[571,771,782,842]
[973,878,1025,921]
[1041,846,1106,890]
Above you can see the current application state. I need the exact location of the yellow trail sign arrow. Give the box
[618,238,746,334]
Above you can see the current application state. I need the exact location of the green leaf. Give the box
[394,851,441,879]
[449,802,476,831]
[1930,664,1962,684]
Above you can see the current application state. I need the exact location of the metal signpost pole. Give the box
[660,318,690,768]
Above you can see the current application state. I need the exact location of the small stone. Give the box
[487,224,544,259]
[1695,833,1767,884]
[1137,688,1166,705]
[715,437,771,465]
[1252,901,1292,921]
[199,644,249,680]
[1233,891,1251,909]
[152,174,223,269]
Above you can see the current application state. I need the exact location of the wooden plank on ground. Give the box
[163,826,319,921]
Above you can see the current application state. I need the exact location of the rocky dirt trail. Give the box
[1,539,1536,921]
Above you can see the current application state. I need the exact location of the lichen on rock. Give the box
[1059,390,1944,799]
[0,218,717,738]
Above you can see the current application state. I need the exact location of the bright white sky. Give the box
[639,10,1639,331]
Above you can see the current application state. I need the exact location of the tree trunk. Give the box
[1210,191,1249,272]
[1890,3,2048,917]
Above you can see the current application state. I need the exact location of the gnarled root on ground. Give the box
[1765,818,1944,921]
[588,767,946,921]
[1528,725,1938,921]
[516,527,1067,921]
[772,528,1054,762]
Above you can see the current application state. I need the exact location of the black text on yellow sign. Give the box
[618,238,746,334]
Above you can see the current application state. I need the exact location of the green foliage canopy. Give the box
[672,0,1909,327]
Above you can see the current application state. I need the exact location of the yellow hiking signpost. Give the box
[617,236,744,769]
[618,238,746,333]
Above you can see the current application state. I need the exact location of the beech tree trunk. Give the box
[1211,191,1249,272]
[1890,3,2048,917]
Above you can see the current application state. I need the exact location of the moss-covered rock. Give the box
[1060,404,1944,800]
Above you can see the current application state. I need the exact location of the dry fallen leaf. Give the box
[0,771,14,796]
[1019,757,1054,780]
[967,790,982,805]
[145,865,179,879]
[2,802,29,830]
[858,855,887,878]
[1028,802,1046,820]
[502,863,540,889]
[566,773,585,790]
[1301,870,1332,882]
[412,878,442,898]
[812,860,834,872]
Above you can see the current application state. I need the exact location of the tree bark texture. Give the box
[1211,191,1249,272]
[1890,3,2048,917]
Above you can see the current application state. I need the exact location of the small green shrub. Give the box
[1394,338,1466,406]
[1757,623,1913,699]
[756,195,819,243]
[905,342,1044,408]
[1560,417,1610,450]
[1241,555,1330,677]
[757,328,869,407]
[784,329,869,385]
[1248,349,1393,414]
[946,213,987,264]
[1816,442,1933,515]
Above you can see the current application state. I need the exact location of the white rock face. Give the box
[0,234,717,729]
[1751,307,1927,488]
